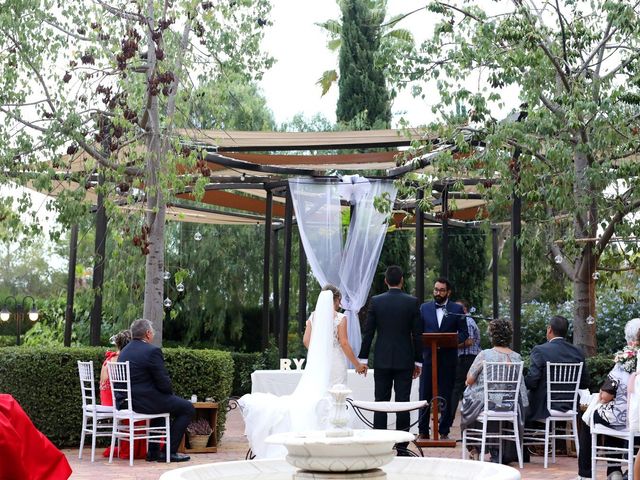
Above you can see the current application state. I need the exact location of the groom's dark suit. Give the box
[418,300,467,436]
[359,288,422,433]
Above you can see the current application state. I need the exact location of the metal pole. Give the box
[491,226,500,320]
[90,171,107,346]
[416,188,425,303]
[280,189,294,359]
[510,151,522,351]
[272,228,280,340]
[298,233,307,336]
[16,305,22,346]
[262,191,273,349]
[441,185,449,278]
[64,223,79,347]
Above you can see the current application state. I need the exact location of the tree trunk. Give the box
[573,271,597,356]
[571,147,598,357]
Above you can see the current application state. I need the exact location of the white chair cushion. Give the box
[350,400,428,412]
[592,423,635,439]
[548,408,577,416]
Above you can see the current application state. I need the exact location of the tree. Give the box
[0,0,272,344]
[435,227,487,309]
[335,0,392,128]
[316,0,414,105]
[399,0,640,355]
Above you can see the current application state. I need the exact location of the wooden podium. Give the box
[414,332,458,448]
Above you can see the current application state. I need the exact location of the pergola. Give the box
[47,128,522,354]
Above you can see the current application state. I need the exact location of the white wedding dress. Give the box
[238,291,348,458]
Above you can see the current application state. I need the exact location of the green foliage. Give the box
[586,354,615,392]
[371,229,412,295]
[230,352,262,396]
[395,0,640,355]
[0,347,233,447]
[435,227,487,309]
[0,0,274,334]
[336,0,391,127]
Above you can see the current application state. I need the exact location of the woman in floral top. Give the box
[577,318,640,480]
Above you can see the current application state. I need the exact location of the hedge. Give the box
[0,346,234,448]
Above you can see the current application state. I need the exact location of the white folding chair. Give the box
[523,362,583,468]
[591,418,640,479]
[106,361,171,466]
[461,361,524,468]
[77,360,114,462]
[346,399,428,456]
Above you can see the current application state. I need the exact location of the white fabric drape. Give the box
[289,177,397,362]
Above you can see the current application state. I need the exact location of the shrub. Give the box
[230,352,261,396]
[0,346,233,447]
[585,354,615,392]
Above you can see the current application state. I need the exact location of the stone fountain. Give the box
[160,385,520,480]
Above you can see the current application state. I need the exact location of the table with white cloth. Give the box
[250,369,421,431]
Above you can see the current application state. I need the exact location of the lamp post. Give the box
[0,296,39,346]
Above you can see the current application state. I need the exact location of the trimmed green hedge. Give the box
[0,346,233,447]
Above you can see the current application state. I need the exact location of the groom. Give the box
[358,266,422,449]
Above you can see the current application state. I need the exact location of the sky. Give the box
[259,0,433,127]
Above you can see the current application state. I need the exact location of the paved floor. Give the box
[65,408,602,479]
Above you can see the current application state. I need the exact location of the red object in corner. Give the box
[0,394,72,480]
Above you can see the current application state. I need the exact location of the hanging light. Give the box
[592,271,600,280]
[163,271,171,280]
[176,283,185,293]
[28,306,39,322]
[194,231,202,241]
[586,315,596,325]
[163,297,172,308]
[554,254,563,264]
[0,308,9,322]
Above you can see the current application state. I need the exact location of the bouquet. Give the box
[613,346,638,373]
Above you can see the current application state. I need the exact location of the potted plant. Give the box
[186,418,213,449]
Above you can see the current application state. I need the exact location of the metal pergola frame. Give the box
[49,128,521,352]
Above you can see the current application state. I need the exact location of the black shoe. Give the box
[160,453,190,463]
[146,451,161,462]
[439,433,450,440]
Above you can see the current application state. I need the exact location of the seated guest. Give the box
[525,315,590,422]
[117,318,194,463]
[577,318,640,480]
[99,329,146,459]
[0,394,71,479]
[460,318,528,462]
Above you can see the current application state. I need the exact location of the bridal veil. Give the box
[238,290,335,458]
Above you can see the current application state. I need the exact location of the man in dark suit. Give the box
[117,318,195,463]
[524,315,590,422]
[358,266,422,451]
[418,277,467,439]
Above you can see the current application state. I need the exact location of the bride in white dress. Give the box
[238,285,366,458]
[303,285,366,386]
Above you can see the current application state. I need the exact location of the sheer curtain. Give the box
[289,177,397,363]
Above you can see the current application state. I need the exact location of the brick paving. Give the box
[65,408,604,480]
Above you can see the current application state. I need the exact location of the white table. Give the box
[251,369,421,430]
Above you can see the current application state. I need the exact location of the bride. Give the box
[238,285,366,458]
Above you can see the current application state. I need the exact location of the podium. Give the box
[414,332,458,448]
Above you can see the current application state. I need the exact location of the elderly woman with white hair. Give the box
[577,317,640,480]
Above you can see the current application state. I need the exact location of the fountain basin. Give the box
[159,457,521,480]
[265,429,414,471]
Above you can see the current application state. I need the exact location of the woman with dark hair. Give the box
[99,329,146,460]
[460,318,528,461]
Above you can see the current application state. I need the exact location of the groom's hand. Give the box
[413,365,421,379]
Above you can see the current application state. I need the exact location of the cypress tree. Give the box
[336,0,391,128]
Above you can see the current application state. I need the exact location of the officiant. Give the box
[418,277,468,440]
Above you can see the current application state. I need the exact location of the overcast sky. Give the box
[259,0,433,127]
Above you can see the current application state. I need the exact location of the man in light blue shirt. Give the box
[449,299,482,431]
